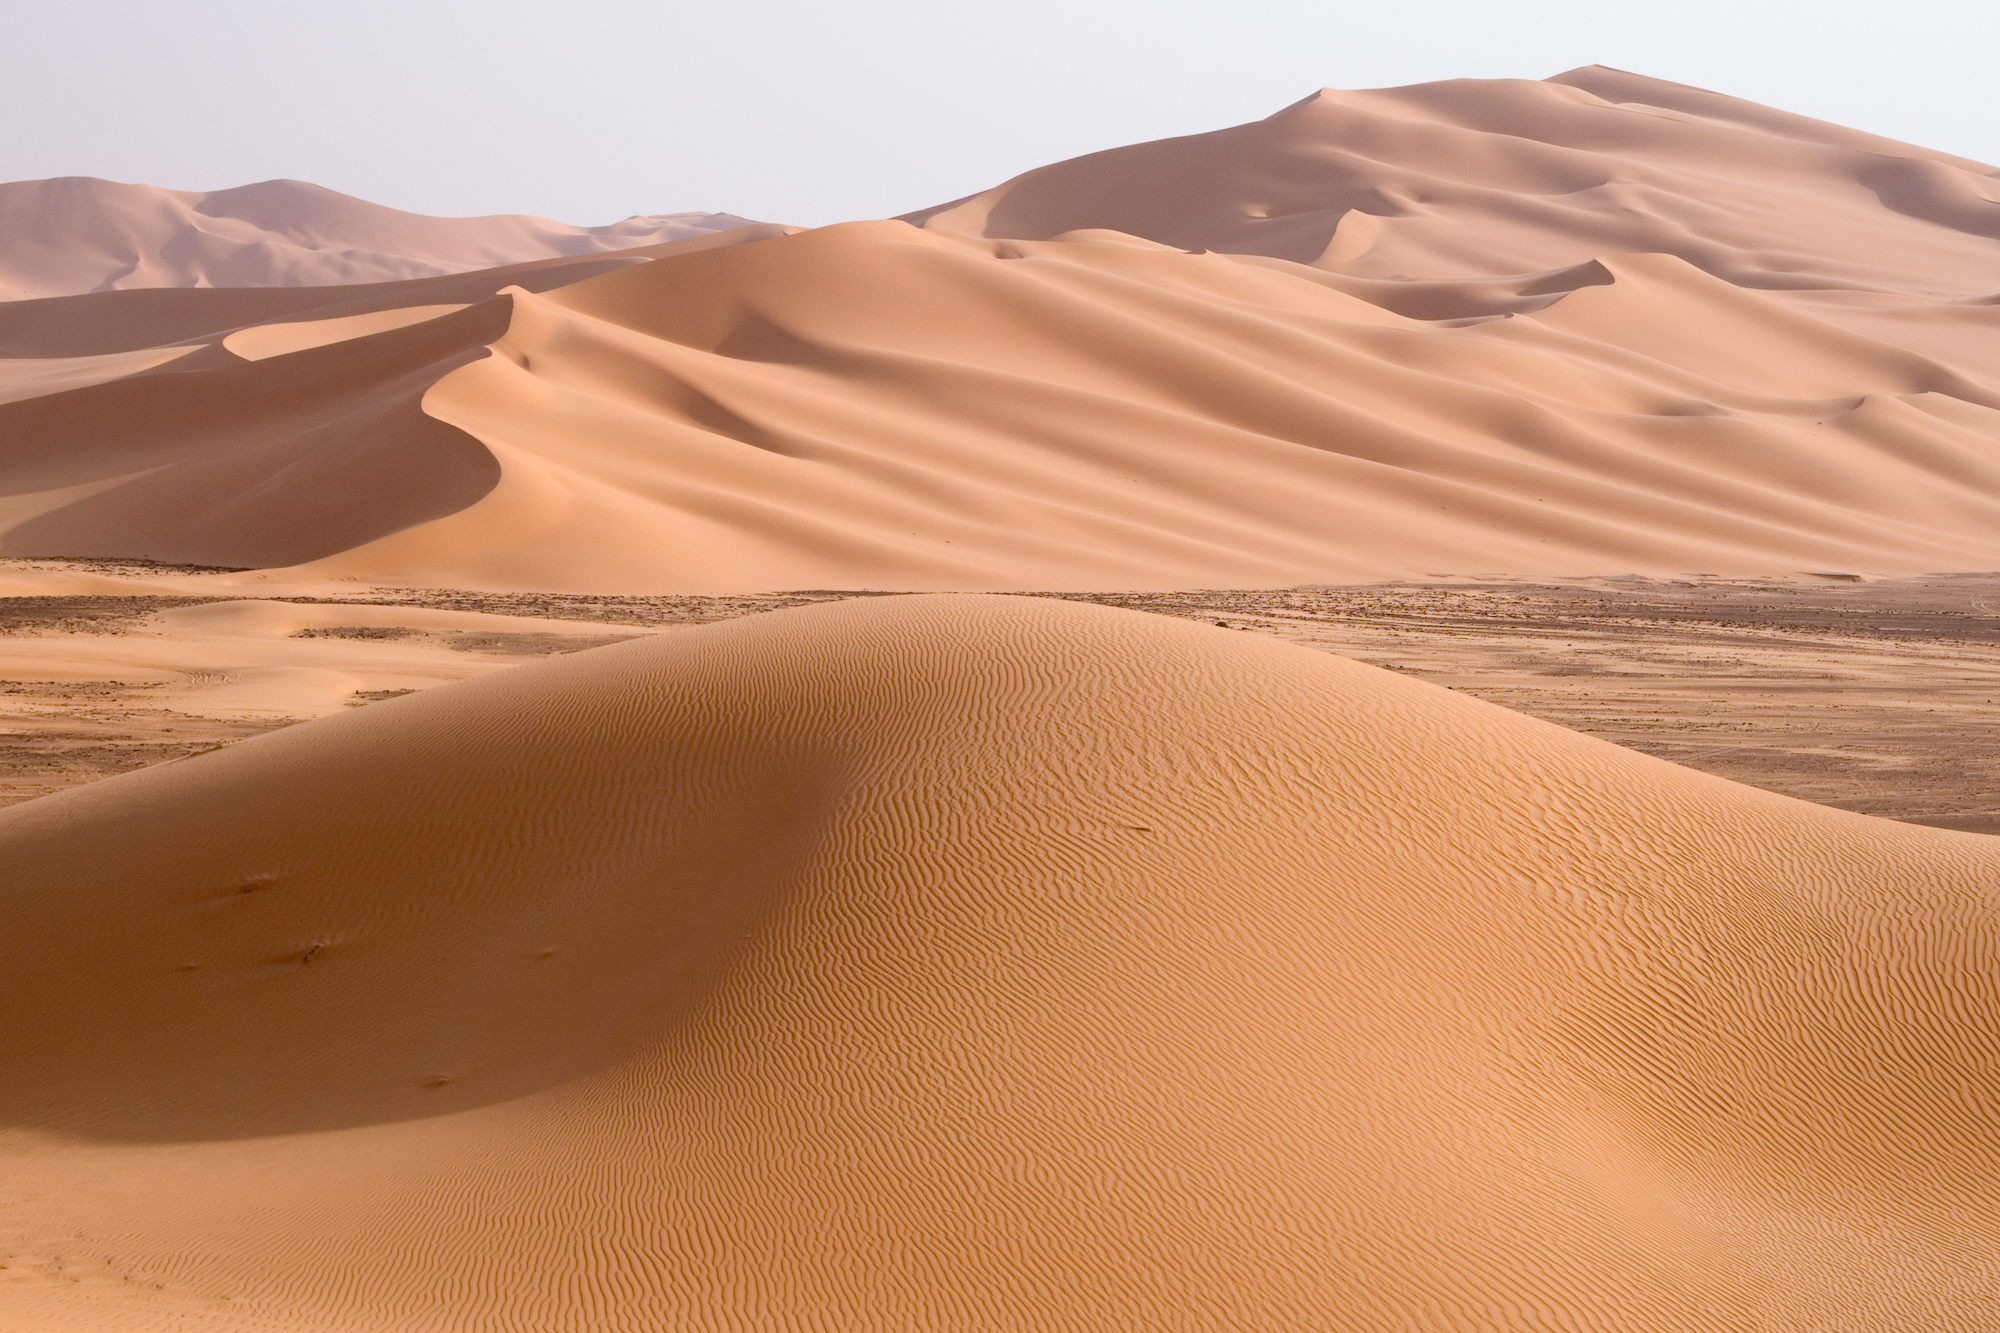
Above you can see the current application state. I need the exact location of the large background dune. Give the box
[3,69,1999,590]
[2,594,1996,1331]
[903,65,2000,294]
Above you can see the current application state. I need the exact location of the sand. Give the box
[0,593,1996,1330]
[0,176,758,299]
[5,66,2000,1331]
[0,346,200,407]
[904,65,2000,294]
[4,70,2000,589]
[7,571,2000,832]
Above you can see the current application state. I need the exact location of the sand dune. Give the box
[0,227,798,570]
[0,594,1994,1330]
[0,222,797,358]
[905,65,2000,298]
[6,67,1997,1333]
[2,70,1998,590]
[10,223,2000,588]
[0,175,758,299]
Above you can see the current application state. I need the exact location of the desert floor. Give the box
[5,561,1994,832]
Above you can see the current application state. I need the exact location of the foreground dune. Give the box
[4,70,2000,590]
[1,594,1995,1330]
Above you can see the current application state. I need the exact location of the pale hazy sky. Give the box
[4,0,1991,227]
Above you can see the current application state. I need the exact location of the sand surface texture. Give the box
[1,593,1996,1331]
[0,177,756,299]
[5,69,2000,590]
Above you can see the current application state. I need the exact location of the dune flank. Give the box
[0,176,758,300]
[4,70,2000,590]
[0,593,1995,1331]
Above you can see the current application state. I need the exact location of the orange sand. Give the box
[1,594,1996,1330]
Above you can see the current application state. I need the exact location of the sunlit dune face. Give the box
[1,594,1996,1330]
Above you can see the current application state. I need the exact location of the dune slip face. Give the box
[0,594,1997,1331]
[5,70,2000,591]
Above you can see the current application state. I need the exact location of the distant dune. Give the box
[3,66,2000,589]
[2,594,1996,1331]
[0,175,758,298]
[903,65,2000,295]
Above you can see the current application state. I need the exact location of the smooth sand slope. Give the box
[0,176,757,299]
[0,595,1996,1331]
[3,68,2000,589]
[904,65,2000,295]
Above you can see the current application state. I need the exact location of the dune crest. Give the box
[0,175,759,299]
[0,594,1995,1330]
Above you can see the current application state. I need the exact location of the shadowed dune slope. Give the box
[0,299,510,568]
[4,71,2000,589]
[0,227,795,569]
[1,594,1997,1330]
[0,176,759,299]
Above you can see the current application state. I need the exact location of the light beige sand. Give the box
[221,305,470,361]
[0,593,1996,1330]
[0,223,797,359]
[0,177,757,299]
[0,595,644,715]
[4,72,2000,590]
[0,573,682,804]
[906,65,2000,295]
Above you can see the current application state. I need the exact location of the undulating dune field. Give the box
[3,68,2000,590]
[3,65,2000,1332]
